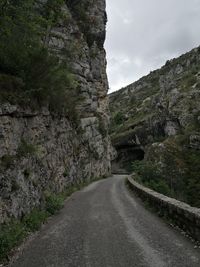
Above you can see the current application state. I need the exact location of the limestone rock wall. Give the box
[0,0,111,223]
[109,46,200,169]
[110,46,200,149]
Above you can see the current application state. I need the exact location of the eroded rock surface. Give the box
[0,0,111,223]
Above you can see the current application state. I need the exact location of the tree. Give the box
[0,0,78,117]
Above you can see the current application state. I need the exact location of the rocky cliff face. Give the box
[0,0,111,223]
[110,46,200,206]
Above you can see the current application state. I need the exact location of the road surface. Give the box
[10,175,200,267]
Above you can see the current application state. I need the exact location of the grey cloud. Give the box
[105,0,200,92]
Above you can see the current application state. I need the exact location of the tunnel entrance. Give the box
[112,144,145,174]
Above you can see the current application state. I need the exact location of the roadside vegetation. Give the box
[132,161,172,197]
[132,151,200,208]
[0,177,105,264]
[0,192,63,263]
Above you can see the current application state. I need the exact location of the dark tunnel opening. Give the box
[112,144,145,174]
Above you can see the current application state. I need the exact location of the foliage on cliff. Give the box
[0,0,77,115]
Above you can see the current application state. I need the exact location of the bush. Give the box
[17,140,38,157]
[22,209,49,232]
[0,221,26,262]
[0,176,105,263]
[0,0,78,118]
[1,155,15,169]
[181,72,197,90]
[146,179,171,196]
[186,178,200,207]
[67,0,93,45]
[132,149,200,207]
[113,112,124,125]
[132,161,171,197]
[45,193,64,215]
[183,151,200,207]
[185,76,197,87]
[0,210,48,261]
[132,161,161,182]
[0,74,25,103]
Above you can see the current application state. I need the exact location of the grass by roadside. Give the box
[0,176,106,264]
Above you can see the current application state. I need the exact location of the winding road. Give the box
[10,175,200,267]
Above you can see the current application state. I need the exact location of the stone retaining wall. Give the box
[127,176,200,241]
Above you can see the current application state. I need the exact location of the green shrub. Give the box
[22,209,49,232]
[0,221,26,262]
[132,161,172,197]
[0,74,25,103]
[0,0,78,119]
[181,72,197,90]
[68,1,90,32]
[132,148,200,208]
[132,161,161,183]
[146,179,171,196]
[185,76,197,87]
[45,193,64,215]
[0,176,106,263]
[183,150,200,207]
[1,155,15,169]
[0,210,48,261]
[113,112,124,125]
[17,140,38,157]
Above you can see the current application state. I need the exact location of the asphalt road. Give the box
[10,175,200,267]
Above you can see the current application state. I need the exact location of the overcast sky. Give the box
[105,0,200,92]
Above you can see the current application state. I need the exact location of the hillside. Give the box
[0,0,111,224]
[109,46,200,207]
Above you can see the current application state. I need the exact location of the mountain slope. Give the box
[109,46,200,207]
